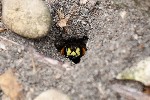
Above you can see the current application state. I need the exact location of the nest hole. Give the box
[55,36,88,64]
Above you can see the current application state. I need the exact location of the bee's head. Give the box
[60,46,86,64]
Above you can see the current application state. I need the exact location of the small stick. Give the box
[111,84,150,100]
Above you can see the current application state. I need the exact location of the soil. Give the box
[0,0,150,100]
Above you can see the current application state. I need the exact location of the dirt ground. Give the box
[0,0,150,100]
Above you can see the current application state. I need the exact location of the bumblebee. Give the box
[55,36,88,64]
[60,45,86,64]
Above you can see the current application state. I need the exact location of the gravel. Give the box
[0,0,150,99]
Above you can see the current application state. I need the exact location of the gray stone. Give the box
[34,89,70,100]
[2,0,51,38]
[117,57,150,86]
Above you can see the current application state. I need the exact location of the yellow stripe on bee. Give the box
[76,48,80,56]
[71,51,76,56]
[66,47,81,56]
[67,48,72,56]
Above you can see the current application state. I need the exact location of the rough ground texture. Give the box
[0,0,150,100]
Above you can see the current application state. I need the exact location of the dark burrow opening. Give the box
[54,36,88,64]
[49,1,92,64]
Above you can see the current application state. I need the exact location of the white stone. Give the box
[34,89,70,100]
[117,57,150,86]
[2,0,51,38]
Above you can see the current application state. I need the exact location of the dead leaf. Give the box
[57,18,69,28]
[57,9,69,28]
[0,69,24,100]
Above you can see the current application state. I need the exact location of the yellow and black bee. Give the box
[60,45,86,63]
[55,36,88,64]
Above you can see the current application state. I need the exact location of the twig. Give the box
[111,84,150,100]
[30,48,36,74]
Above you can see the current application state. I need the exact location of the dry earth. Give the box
[0,0,150,100]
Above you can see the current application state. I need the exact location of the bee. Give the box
[60,45,86,64]
[55,36,88,64]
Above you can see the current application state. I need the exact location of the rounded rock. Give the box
[34,89,70,100]
[2,0,51,38]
